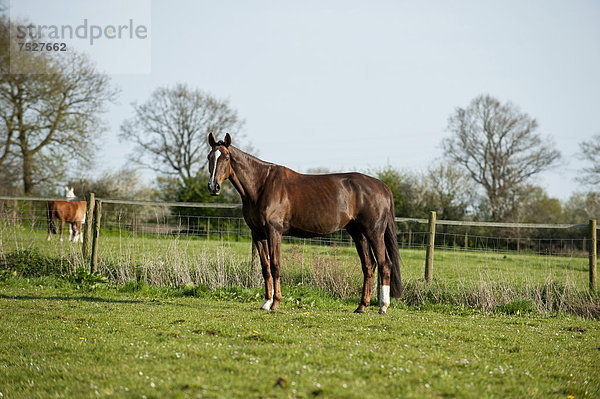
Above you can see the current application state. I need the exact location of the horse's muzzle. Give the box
[208,181,221,196]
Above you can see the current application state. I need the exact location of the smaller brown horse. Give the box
[47,187,88,242]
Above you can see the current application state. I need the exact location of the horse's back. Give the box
[49,200,87,222]
[261,168,392,236]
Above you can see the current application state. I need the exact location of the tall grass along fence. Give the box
[1,194,598,316]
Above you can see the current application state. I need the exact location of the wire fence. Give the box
[0,195,597,299]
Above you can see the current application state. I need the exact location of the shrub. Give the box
[0,249,67,277]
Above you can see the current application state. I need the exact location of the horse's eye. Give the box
[225,156,230,161]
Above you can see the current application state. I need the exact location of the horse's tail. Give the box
[47,202,57,234]
[385,201,403,298]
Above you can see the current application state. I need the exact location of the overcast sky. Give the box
[10,0,600,200]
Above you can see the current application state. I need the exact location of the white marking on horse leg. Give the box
[379,285,390,314]
[260,288,275,310]
[261,298,273,310]
[209,149,221,188]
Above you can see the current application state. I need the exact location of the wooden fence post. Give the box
[464,231,468,251]
[425,211,436,283]
[90,200,102,274]
[590,219,597,292]
[82,192,95,257]
[407,229,412,249]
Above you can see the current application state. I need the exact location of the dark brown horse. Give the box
[47,187,88,242]
[207,133,403,314]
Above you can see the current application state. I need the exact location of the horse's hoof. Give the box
[354,307,365,314]
[378,309,388,315]
[261,299,273,310]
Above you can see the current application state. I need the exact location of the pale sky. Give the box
[10,0,600,200]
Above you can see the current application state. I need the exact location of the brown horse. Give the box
[207,133,403,314]
[47,187,87,242]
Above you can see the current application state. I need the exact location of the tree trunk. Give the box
[22,152,34,195]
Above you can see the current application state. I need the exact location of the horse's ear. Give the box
[208,132,216,147]
[224,133,231,148]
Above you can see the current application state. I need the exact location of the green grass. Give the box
[1,226,590,290]
[2,225,597,318]
[0,277,599,398]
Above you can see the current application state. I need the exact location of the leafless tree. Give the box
[0,17,117,194]
[442,95,560,220]
[577,134,600,185]
[120,83,245,183]
[426,160,476,220]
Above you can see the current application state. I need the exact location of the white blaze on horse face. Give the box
[65,187,76,198]
[210,150,222,187]
[379,285,390,314]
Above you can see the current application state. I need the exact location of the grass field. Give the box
[2,225,597,317]
[1,224,599,398]
[0,277,599,398]
[1,226,590,289]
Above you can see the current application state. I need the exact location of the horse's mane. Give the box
[231,146,274,168]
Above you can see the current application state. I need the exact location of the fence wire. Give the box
[0,197,594,295]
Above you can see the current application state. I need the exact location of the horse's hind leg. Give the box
[253,232,273,310]
[366,232,391,314]
[347,223,377,313]
[74,223,82,242]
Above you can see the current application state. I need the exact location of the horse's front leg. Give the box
[253,234,273,310]
[267,229,283,310]
[59,220,65,242]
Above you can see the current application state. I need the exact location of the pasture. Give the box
[0,277,599,398]
[1,225,594,305]
[1,203,599,397]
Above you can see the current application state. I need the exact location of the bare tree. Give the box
[442,95,560,220]
[577,134,600,185]
[120,83,245,183]
[426,160,476,220]
[0,17,117,194]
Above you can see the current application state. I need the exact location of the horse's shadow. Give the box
[0,294,144,304]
